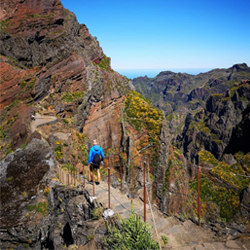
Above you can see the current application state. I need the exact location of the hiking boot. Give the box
[89,180,93,185]
[95,181,100,185]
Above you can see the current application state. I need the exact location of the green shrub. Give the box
[95,55,111,71]
[92,207,104,220]
[63,119,69,124]
[7,176,13,181]
[36,201,48,216]
[161,235,168,245]
[104,202,159,250]
[27,204,36,211]
[61,91,84,102]
[54,145,63,159]
[7,100,20,111]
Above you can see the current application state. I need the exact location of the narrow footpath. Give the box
[30,113,58,133]
[56,166,250,250]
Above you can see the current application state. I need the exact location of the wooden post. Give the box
[108,167,111,209]
[75,168,77,185]
[83,165,85,188]
[144,161,146,222]
[197,166,201,226]
[92,164,95,196]
[74,168,75,186]
[120,163,123,191]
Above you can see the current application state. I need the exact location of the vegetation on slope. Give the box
[104,202,159,250]
[189,150,250,222]
[124,90,164,169]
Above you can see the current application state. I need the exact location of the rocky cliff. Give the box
[176,80,250,161]
[0,139,105,249]
[0,1,165,248]
[0,0,135,158]
[132,67,250,223]
[1,0,250,248]
[132,64,250,136]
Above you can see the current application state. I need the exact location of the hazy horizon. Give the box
[116,68,214,79]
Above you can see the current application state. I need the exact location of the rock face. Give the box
[0,0,132,161]
[0,138,57,227]
[176,80,250,161]
[0,0,103,68]
[0,2,161,249]
[0,183,104,250]
[154,120,170,213]
[132,64,250,137]
[169,81,250,222]
[133,64,250,116]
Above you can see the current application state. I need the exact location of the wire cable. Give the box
[145,186,162,250]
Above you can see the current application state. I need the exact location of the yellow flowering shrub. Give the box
[198,150,218,166]
[189,173,240,221]
[125,91,163,138]
[125,91,164,169]
[191,150,250,221]
[211,161,249,189]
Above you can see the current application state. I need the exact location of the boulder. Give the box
[0,138,57,228]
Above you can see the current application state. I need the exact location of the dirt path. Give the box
[30,113,58,133]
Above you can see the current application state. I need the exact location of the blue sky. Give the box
[60,0,250,72]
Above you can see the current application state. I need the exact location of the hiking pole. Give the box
[144,161,146,222]
[108,167,111,209]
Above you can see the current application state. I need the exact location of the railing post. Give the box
[83,165,85,188]
[71,170,72,185]
[92,164,95,196]
[197,165,201,226]
[75,168,76,185]
[108,167,111,209]
[144,161,146,222]
[73,168,75,186]
[120,163,123,191]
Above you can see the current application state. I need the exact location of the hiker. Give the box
[88,139,104,185]
[31,114,35,120]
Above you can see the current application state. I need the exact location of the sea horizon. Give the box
[115,68,213,79]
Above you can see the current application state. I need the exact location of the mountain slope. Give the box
[133,64,250,137]
[0,3,164,248]
[133,63,250,115]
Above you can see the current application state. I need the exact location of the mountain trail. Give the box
[56,166,250,250]
[30,112,58,133]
